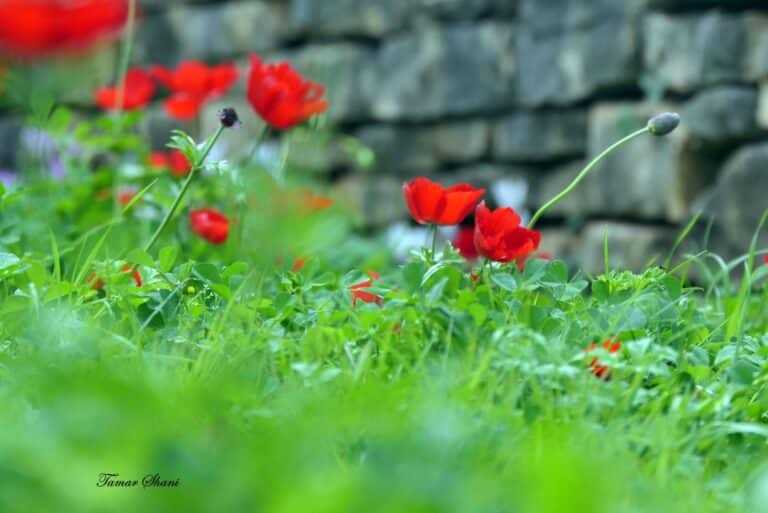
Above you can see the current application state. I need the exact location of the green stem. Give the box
[528,126,650,229]
[114,0,137,120]
[143,125,226,253]
[430,224,438,260]
[111,0,137,218]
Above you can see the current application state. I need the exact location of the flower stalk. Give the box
[143,124,226,253]
[527,112,680,230]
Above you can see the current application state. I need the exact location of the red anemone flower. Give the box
[189,208,229,245]
[452,225,478,260]
[292,258,307,272]
[403,177,485,226]
[148,149,191,177]
[151,60,239,121]
[118,188,136,206]
[246,53,328,131]
[350,271,382,307]
[584,339,621,380]
[473,201,540,263]
[0,0,130,60]
[94,67,155,111]
[88,263,141,290]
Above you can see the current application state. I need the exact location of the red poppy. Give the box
[88,263,142,290]
[763,255,768,265]
[150,60,239,121]
[189,208,229,245]
[473,201,540,263]
[350,271,382,307]
[0,0,129,59]
[403,177,485,226]
[584,339,621,380]
[118,188,136,206]
[148,149,191,177]
[292,258,307,272]
[94,67,155,111]
[452,225,478,260]
[246,53,328,131]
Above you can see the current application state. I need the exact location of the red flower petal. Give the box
[189,208,229,245]
[474,201,540,263]
[452,226,478,260]
[0,0,129,60]
[169,149,191,177]
[164,93,204,121]
[246,52,328,131]
[94,67,155,111]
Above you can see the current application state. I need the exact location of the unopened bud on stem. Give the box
[647,112,680,136]
[218,107,240,128]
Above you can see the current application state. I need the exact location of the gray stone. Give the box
[574,222,676,275]
[372,22,516,121]
[518,0,645,35]
[334,174,406,227]
[643,12,746,93]
[134,1,286,66]
[289,0,516,38]
[682,86,760,143]
[696,143,768,259]
[516,10,639,106]
[532,102,720,223]
[745,13,768,81]
[356,120,490,174]
[757,81,768,129]
[493,110,587,162]
[0,117,22,169]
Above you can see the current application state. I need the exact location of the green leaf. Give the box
[126,248,155,268]
[0,252,20,271]
[158,246,179,273]
[491,272,517,292]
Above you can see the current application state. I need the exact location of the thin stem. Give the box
[430,224,438,260]
[114,0,137,119]
[528,127,650,229]
[144,125,226,253]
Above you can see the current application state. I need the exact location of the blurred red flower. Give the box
[0,0,130,59]
[300,189,334,212]
[584,339,621,380]
[88,263,141,290]
[292,258,307,272]
[763,255,768,265]
[148,149,191,177]
[473,201,540,263]
[350,271,382,307]
[452,225,478,260]
[118,188,136,206]
[95,67,155,111]
[403,177,485,226]
[189,208,229,245]
[151,60,239,121]
[246,53,328,130]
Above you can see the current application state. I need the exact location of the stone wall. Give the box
[7,0,768,272]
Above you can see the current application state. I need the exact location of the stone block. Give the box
[371,22,516,121]
[493,110,587,163]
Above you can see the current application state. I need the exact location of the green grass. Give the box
[0,108,767,513]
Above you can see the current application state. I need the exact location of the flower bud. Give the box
[647,112,680,136]
[218,107,240,128]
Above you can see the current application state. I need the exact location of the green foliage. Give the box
[0,112,767,513]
